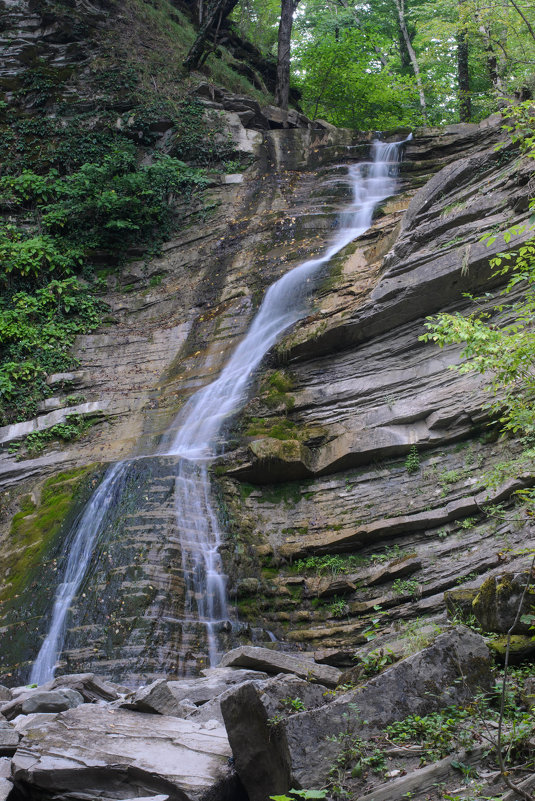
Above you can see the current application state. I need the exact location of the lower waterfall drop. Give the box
[29,137,408,683]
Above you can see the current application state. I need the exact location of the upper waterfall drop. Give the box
[28,136,409,684]
[160,137,408,460]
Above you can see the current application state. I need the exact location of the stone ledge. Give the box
[0,402,109,447]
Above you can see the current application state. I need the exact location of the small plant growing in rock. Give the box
[270,790,327,800]
[353,648,397,678]
[405,445,420,474]
[281,696,306,713]
[392,578,420,598]
[329,596,349,618]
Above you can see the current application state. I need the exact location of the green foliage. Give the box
[327,706,386,794]
[0,133,208,424]
[245,417,299,440]
[404,445,420,474]
[0,151,208,260]
[294,553,367,576]
[293,21,422,129]
[9,414,97,456]
[263,370,296,410]
[385,706,475,761]
[0,278,103,424]
[353,648,397,679]
[281,696,307,713]
[329,596,349,618]
[391,578,420,597]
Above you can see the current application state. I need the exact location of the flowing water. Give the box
[30,138,408,682]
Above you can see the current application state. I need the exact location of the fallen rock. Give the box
[169,667,269,707]
[472,572,535,633]
[12,712,58,734]
[487,634,535,663]
[0,690,10,704]
[221,682,291,801]
[218,646,341,687]
[121,679,185,716]
[257,674,330,720]
[222,627,492,794]
[12,704,242,801]
[0,720,20,756]
[444,587,479,620]
[313,649,356,668]
[0,777,12,801]
[45,672,124,702]
[1,689,84,720]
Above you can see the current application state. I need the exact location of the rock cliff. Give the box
[0,0,534,686]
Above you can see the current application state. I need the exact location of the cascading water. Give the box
[29,137,408,683]
[30,461,129,685]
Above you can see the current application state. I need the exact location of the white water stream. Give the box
[30,138,408,682]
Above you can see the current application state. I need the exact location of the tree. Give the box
[392,0,427,118]
[458,0,472,120]
[275,0,301,110]
[183,0,239,71]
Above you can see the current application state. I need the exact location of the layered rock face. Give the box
[216,118,535,655]
[1,100,534,683]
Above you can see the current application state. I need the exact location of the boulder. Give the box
[487,635,535,663]
[222,627,492,795]
[444,587,479,620]
[313,649,356,668]
[0,778,12,801]
[12,703,243,801]
[0,690,10,704]
[45,673,124,702]
[220,682,291,801]
[218,646,342,687]
[256,674,330,719]
[120,679,186,716]
[168,668,269,707]
[12,712,58,734]
[472,572,535,633]
[0,720,20,756]
[1,689,84,720]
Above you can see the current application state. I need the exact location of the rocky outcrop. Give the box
[1,77,534,682]
[219,645,341,687]
[12,704,241,801]
[221,627,492,798]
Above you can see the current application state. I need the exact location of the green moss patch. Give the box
[0,464,102,603]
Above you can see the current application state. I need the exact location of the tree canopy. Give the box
[231,0,535,127]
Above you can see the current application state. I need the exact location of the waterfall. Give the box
[30,462,129,685]
[29,137,407,683]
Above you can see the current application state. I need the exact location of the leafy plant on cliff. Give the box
[421,103,535,446]
[0,278,104,424]
[0,146,208,425]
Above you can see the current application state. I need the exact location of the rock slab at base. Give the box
[1,689,84,721]
[12,703,243,801]
[222,627,492,796]
[218,646,342,688]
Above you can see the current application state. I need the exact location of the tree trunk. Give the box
[275,0,300,111]
[457,1,471,122]
[393,0,426,119]
[183,0,238,72]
